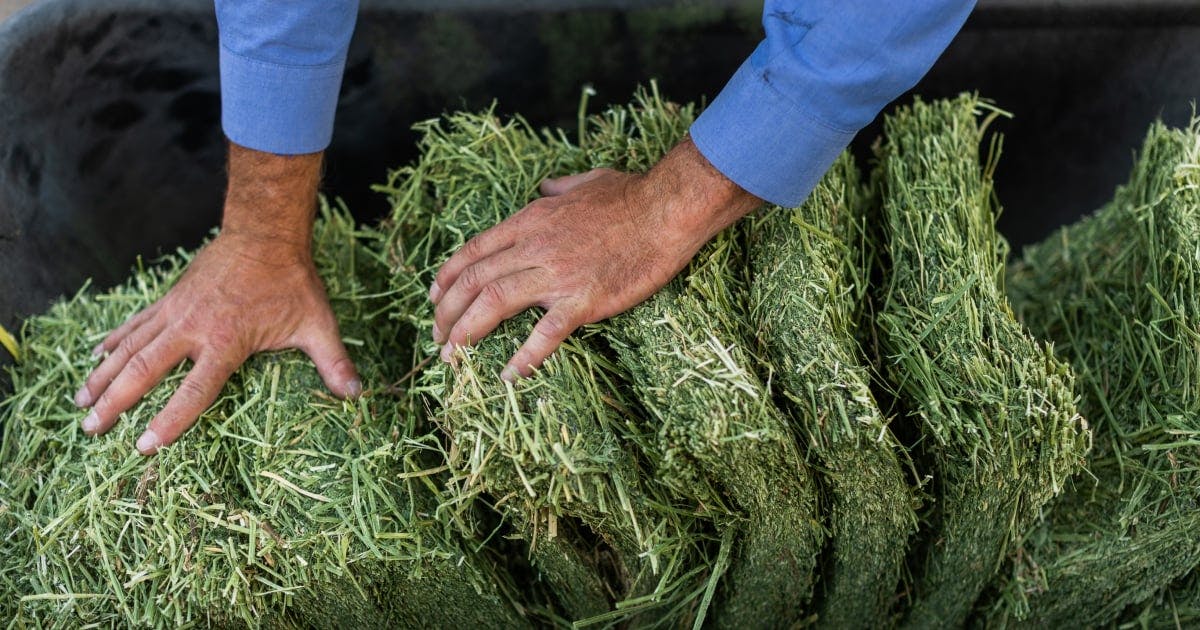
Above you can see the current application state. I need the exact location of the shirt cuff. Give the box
[690,57,856,208]
[219,44,346,155]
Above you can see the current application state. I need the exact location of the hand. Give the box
[430,138,761,380]
[74,144,360,455]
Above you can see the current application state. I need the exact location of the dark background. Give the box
[1,0,1198,380]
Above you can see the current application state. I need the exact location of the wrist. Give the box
[220,141,322,253]
[643,138,762,249]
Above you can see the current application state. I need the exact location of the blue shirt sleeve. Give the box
[690,0,975,207]
[215,1,359,155]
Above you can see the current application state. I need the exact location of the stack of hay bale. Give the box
[3,85,1199,628]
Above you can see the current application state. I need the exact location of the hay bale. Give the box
[0,206,527,628]
[986,117,1200,627]
[745,151,918,628]
[605,230,824,628]
[873,95,1090,628]
[377,90,727,626]
[1123,573,1200,629]
[584,86,826,625]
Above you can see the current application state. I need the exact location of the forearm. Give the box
[642,138,762,250]
[221,142,322,255]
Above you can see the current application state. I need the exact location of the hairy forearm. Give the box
[643,138,763,252]
[221,142,323,253]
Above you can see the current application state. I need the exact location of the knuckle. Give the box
[536,309,574,339]
[176,378,209,404]
[125,352,154,381]
[115,334,140,358]
[479,282,508,308]
[96,391,115,414]
[205,326,238,350]
[462,236,487,260]
[177,309,204,333]
[460,264,485,292]
[330,356,355,375]
[521,233,551,255]
[434,265,453,288]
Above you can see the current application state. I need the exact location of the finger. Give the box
[93,303,161,358]
[539,169,610,197]
[440,270,548,362]
[137,356,239,455]
[500,304,582,381]
[431,222,518,305]
[433,246,535,344]
[296,315,362,399]
[80,333,187,437]
[76,316,167,408]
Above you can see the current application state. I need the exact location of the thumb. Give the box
[539,169,610,197]
[297,318,362,399]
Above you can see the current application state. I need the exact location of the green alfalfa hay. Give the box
[376,107,619,623]
[0,203,527,629]
[744,151,918,628]
[581,85,826,626]
[375,85,729,626]
[873,94,1090,628]
[985,117,1200,628]
[603,228,824,628]
[1121,572,1200,630]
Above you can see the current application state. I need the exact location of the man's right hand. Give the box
[74,144,360,455]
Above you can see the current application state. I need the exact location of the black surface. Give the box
[0,0,1197,365]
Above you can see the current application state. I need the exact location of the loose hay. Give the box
[745,151,918,628]
[0,206,527,628]
[988,116,1200,628]
[873,94,1090,628]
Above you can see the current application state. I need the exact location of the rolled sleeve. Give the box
[691,0,976,207]
[216,1,359,155]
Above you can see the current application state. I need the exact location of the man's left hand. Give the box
[429,138,761,380]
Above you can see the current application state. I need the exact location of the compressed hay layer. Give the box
[745,151,917,628]
[874,95,1090,628]
[605,230,824,628]
[583,86,824,627]
[378,89,728,626]
[988,117,1200,628]
[1123,573,1200,629]
[0,206,526,628]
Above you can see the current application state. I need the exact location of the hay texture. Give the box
[873,95,1090,628]
[988,117,1200,628]
[0,207,526,628]
[377,87,733,626]
[745,151,917,628]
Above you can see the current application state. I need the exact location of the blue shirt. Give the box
[216,0,974,208]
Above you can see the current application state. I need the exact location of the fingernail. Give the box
[90,343,104,359]
[345,379,362,398]
[440,342,454,363]
[136,429,161,455]
[431,322,443,343]
[500,365,520,383]
[74,386,93,408]
[80,411,100,434]
[429,281,443,303]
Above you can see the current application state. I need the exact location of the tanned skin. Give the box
[74,143,360,455]
[76,138,759,454]
[430,137,762,380]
